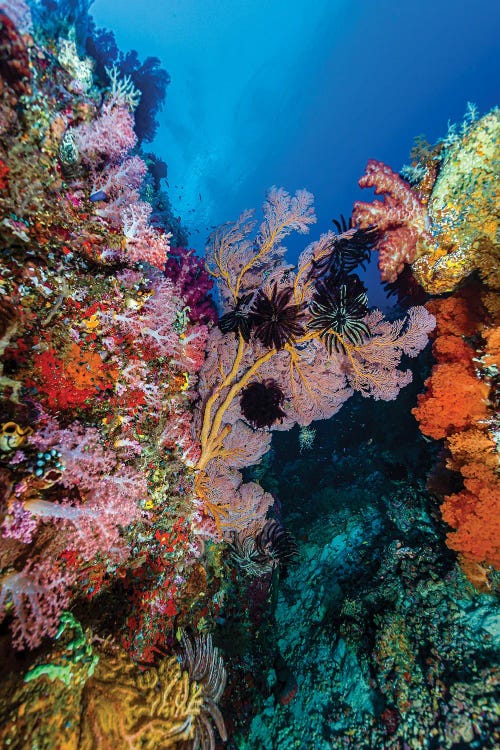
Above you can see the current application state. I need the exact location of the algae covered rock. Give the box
[412,109,500,293]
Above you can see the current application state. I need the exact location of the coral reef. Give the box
[0,1,216,670]
[1,4,495,749]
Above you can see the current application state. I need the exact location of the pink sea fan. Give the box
[259,338,353,427]
[199,461,273,540]
[222,481,274,539]
[219,420,272,469]
[206,187,316,307]
[344,306,435,399]
[73,103,137,165]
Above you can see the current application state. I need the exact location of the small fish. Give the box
[89,189,107,202]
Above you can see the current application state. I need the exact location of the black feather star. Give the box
[256,519,299,567]
[251,283,305,350]
[218,292,254,341]
[240,380,286,429]
[308,215,379,280]
[307,271,370,354]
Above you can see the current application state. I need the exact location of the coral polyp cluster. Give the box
[413,110,499,294]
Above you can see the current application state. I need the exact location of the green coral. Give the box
[24,612,98,687]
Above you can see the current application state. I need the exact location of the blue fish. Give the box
[89,189,107,202]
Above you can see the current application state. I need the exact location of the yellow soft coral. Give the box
[412,109,500,293]
[80,650,203,750]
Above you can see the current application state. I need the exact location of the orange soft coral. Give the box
[425,289,484,338]
[441,465,500,568]
[412,363,489,440]
[446,431,498,474]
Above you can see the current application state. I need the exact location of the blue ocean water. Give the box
[92,0,500,307]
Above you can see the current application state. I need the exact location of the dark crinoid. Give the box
[308,214,379,280]
[240,379,286,429]
[256,519,299,567]
[231,520,298,576]
[218,292,254,341]
[251,283,305,350]
[308,271,370,354]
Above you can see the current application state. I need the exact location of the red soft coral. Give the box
[32,344,117,411]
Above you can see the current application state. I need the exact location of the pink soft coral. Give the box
[352,159,431,282]
[120,201,170,268]
[74,103,137,165]
[0,561,74,648]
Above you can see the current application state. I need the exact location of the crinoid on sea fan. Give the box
[307,271,370,354]
[218,292,254,341]
[251,283,304,350]
[240,379,286,429]
[308,215,379,280]
[230,520,297,577]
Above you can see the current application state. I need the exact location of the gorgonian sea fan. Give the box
[308,271,370,354]
[251,284,304,350]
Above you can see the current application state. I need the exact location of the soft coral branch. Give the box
[352,159,432,282]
